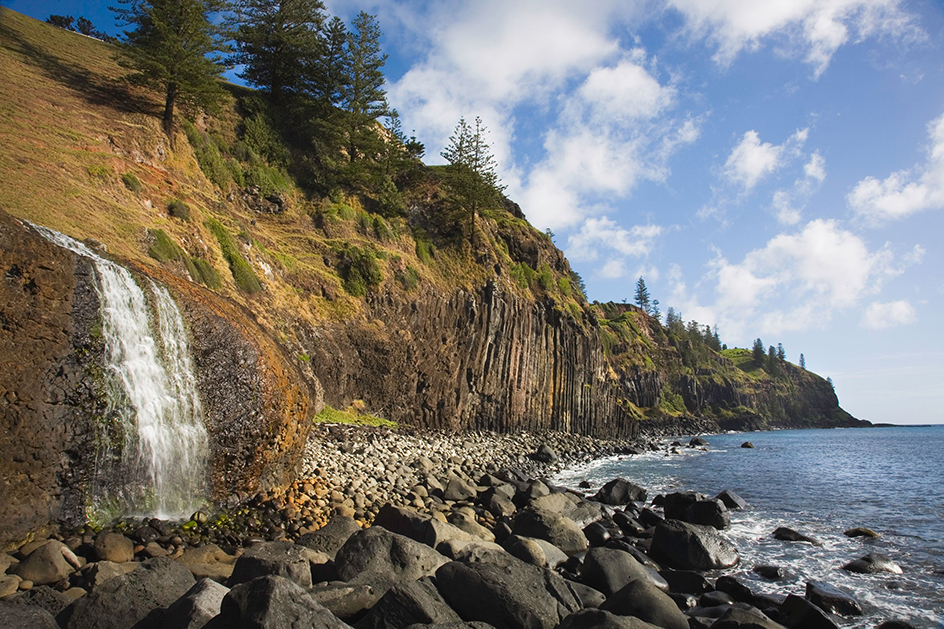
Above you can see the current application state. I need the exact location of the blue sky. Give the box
[5,0,944,424]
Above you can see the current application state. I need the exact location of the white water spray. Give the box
[31,224,208,520]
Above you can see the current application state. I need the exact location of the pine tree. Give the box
[777,343,785,361]
[799,353,806,370]
[441,116,504,244]
[112,0,230,142]
[650,299,661,323]
[231,0,326,100]
[634,277,651,313]
[752,338,765,366]
[768,345,778,374]
[342,11,388,164]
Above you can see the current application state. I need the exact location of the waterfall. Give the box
[31,224,209,520]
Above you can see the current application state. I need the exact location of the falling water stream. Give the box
[31,224,209,520]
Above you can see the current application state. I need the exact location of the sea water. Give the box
[553,426,944,628]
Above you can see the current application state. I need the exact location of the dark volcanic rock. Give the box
[511,507,588,555]
[806,580,863,616]
[777,594,840,629]
[741,442,754,448]
[752,565,786,580]
[534,444,559,463]
[297,517,362,559]
[599,579,690,629]
[709,606,785,629]
[715,575,754,604]
[657,569,712,595]
[11,540,76,585]
[842,553,902,574]
[649,520,739,571]
[843,527,880,539]
[593,478,648,505]
[209,575,348,629]
[161,578,229,629]
[580,547,668,596]
[66,557,196,629]
[229,541,314,588]
[0,602,59,629]
[772,527,822,546]
[662,492,705,521]
[558,608,663,629]
[687,499,730,530]
[715,490,748,510]
[434,549,580,629]
[354,577,462,629]
[335,527,447,584]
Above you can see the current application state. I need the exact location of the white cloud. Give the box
[771,150,827,224]
[667,0,922,78]
[848,110,944,223]
[724,128,808,191]
[861,300,918,329]
[566,217,663,262]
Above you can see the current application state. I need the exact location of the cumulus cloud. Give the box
[771,150,827,224]
[566,218,663,263]
[848,110,944,223]
[667,0,922,78]
[724,128,808,191]
[861,300,918,329]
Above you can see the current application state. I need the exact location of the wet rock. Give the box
[842,553,902,574]
[741,442,754,448]
[599,579,690,629]
[210,575,347,629]
[772,527,822,546]
[558,608,663,629]
[583,522,611,547]
[649,520,739,571]
[9,584,72,620]
[93,532,134,564]
[354,577,462,629]
[161,578,228,629]
[698,591,734,607]
[777,594,840,629]
[689,437,709,447]
[229,541,315,589]
[11,540,75,585]
[715,490,748,510]
[875,622,919,629]
[657,569,712,595]
[592,478,647,505]
[805,580,863,616]
[709,606,785,629]
[715,575,754,604]
[511,507,588,555]
[66,557,196,629]
[843,527,880,539]
[687,499,730,530]
[335,527,448,584]
[752,565,785,580]
[580,547,668,596]
[297,517,362,559]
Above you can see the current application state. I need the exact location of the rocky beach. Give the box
[0,424,917,629]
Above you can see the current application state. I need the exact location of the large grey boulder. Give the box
[806,581,863,616]
[709,606,786,629]
[311,582,386,622]
[777,594,840,629]
[598,579,690,629]
[297,517,362,559]
[649,520,739,571]
[374,505,475,549]
[354,577,462,629]
[161,578,229,629]
[229,541,314,588]
[580,548,668,596]
[842,553,902,574]
[558,608,663,629]
[593,479,647,505]
[66,557,196,629]
[512,507,588,555]
[335,527,448,584]
[208,575,349,629]
[93,532,134,563]
[434,548,580,629]
[772,527,822,546]
[12,540,76,585]
[0,602,59,629]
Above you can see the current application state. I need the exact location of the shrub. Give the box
[205,218,262,294]
[87,164,110,180]
[167,199,191,221]
[147,229,184,262]
[183,119,230,190]
[396,266,420,291]
[244,163,291,197]
[241,112,290,168]
[339,246,382,297]
[537,263,555,291]
[557,276,572,297]
[373,216,394,242]
[511,262,536,289]
[378,176,406,216]
[356,212,372,234]
[188,257,222,289]
[121,172,142,193]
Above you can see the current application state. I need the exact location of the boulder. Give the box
[599,579,690,629]
[657,570,712,595]
[805,580,862,616]
[335,527,448,584]
[687,499,730,530]
[662,492,705,521]
[82,561,139,589]
[447,513,495,542]
[715,575,754,604]
[875,622,919,629]
[0,574,21,598]
[715,490,748,511]
[772,527,822,546]
[9,584,73,620]
[580,547,668,596]
[93,532,134,563]
[161,578,229,629]
[66,557,196,629]
[484,492,516,518]
[436,540,504,560]
[558,608,663,629]
[566,582,606,609]
[529,492,574,515]
[444,478,478,502]
[752,565,785,580]
[649,520,739,571]
[354,577,462,629]
[777,594,840,629]
[12,540,75,585]
[229,541,314,588]
[210,575,348,629]
[310,582,385,622]
[374,505,475,549]
[593,479,647,505]
[698,590,734,607]
[512,507,588,555]
[709,606,786,629]
[583,522,611,547]
[842,553,902,574]
[501,536,546,567]
[297,517,362,559]
[534,444,558,463]
[434,549,580,629]
[740,442,754,448]
[689,437,709,447]
[0,602,59,629]
[843,527,880,539]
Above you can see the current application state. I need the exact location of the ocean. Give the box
[552,425,944,628]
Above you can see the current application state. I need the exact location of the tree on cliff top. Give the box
[634,277,651,313]
[441,116,505,245]
[112,0,231,143]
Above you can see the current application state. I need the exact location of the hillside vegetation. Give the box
[0,8,863,433]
